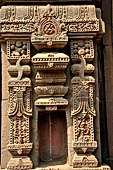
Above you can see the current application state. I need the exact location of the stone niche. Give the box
[0,4,110,170]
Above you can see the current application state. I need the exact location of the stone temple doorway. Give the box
[38,111,67,165]
[0,4,111,170]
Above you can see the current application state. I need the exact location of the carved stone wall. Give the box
[0,3,111,170]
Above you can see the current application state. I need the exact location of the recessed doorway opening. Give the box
[38,111,67,166]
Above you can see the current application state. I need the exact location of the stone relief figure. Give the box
[77,113,90,142]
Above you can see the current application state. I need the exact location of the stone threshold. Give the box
[0,165,110,170]
[33,164,110,170]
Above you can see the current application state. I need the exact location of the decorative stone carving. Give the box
[35,97,68,105]
[70,39,98,168]
[32,52,70,70]
[0,5,99,24]
[71,79,97,153]
[72,155,98,168]
[34,86,68,97]
[7,157,32,170]
[70,40,94,62]
[31,5,68,49]
[7,41,30,63]
[32,52,69,110]
[35,71,66,85]
[0,3,110,170]
[0,5,104,45]
[7,40,33,170]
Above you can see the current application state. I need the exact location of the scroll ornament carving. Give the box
[7,40,33,170]
[70,39,98,168]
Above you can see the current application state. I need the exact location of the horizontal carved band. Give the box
[0,6,98,23]
[72,141,97,153]
[7,157,32,170]
[0,5,103,36]
[35,97,68,106]
[32,52,70,70]
[73,155,98,168]
[35,71,66,85]
[34,86,68,97]
[7,143,33,155]
[8,78,31,87]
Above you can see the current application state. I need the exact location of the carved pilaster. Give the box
[7,40,33,170]
[70,39,98,168]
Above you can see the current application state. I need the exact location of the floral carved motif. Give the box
[7,41,30,62]
[70,40,94,62]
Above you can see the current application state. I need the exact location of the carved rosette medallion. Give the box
[7,40,33,170]
[41,15,58,36]
[70,39,98,168]
[31,5,68,49]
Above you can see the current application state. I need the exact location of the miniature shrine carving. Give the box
[0,3,110,170]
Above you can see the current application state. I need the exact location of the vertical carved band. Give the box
[7,40,33,170]
[70,39,98,168]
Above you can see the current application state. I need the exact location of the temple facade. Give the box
[1,0,113,170]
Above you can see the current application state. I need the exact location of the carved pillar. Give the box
[6,40,33,170]
[70,39,98,167]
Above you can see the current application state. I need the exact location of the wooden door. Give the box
[38,111,67,163]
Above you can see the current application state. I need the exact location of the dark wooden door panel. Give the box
[38,111,67,163]
[51,112,67,161]
[39,112,50,161]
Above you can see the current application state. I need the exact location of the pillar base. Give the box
[33,165,111,170]
[72,155,98,168]
[7,156,33,170]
